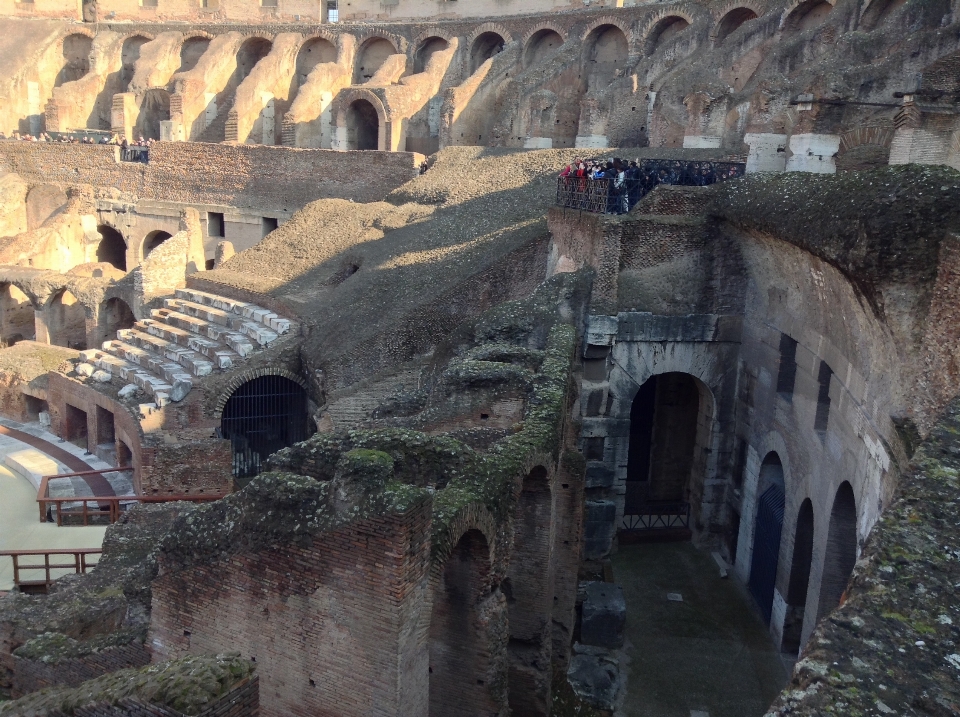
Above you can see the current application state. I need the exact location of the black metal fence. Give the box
[556,159,746,214]
[620,501,691,532]
[120,146,150,164]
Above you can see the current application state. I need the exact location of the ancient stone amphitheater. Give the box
[0,0,958,715]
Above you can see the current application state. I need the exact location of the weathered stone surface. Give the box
[567,646,621,712]
[580,582,625,649]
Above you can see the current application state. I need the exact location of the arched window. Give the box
[354,37,397,84]
[48,289,87,350]
[645,16,690,56]
[470,32,506,74]
[784,0,834,32]
[782,498,814,654]
[219,374,309,482]
[716,7,759,44]
[748,453,785,625]
[96,225,127,271]
[98,297,135,346]
[524,29,563,68]
[296,37,337,86]
[143,230,173,259]
[56,35,92,87]
[234,38,273,85]
[178,37,210,73]
[415,37,449,74]
[583,25,628,89]
[817,481,857,619]
[120,35,150,91]
[0,284,35,345]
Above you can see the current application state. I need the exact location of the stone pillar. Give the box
[682,135,722,149]
[785,133,841,173]
[744,133,787,173]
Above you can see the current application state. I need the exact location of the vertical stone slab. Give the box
[744,133,787,173]
[785,133,840,174]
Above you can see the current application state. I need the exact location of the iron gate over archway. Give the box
[219,374,309,480]
[749,483,785,624]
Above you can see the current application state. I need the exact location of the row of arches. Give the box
[624,371,860,655]
[95,224,172,271]
[0,282,136,351]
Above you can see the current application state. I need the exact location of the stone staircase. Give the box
[80,289,293,407]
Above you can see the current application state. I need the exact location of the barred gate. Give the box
[219,374,309,480]
[748,484,786,624]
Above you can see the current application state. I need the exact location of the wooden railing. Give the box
[37,469,226,526]
[0,548,101,593]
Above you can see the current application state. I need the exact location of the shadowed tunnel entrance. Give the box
[346,99,379,150]
[219,374,310,483]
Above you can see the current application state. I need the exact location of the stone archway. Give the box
[583,24,628,90]
[781,498,814,654]
[138,89,171,141]
[354,37,397,84]
[747,452,786,625]
[345,99,380,150]
[47,289,88,350]
[470,31,506,74]
[625,372,715,532]
[143,230,173,259]
[97,296,135,346]
[428,528,504,717]
[817,481,857,619]
[0,283,36,346]
[96,225,127,271]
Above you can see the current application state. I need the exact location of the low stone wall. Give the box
[12,642,151,696]
[0,141,423,212]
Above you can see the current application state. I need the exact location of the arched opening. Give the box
[234,37,273,85]
[716,7,759,44]
[219,374,309,482]
[117,439,132,468]
[296,37,337,86]
[414,36,449,74]
[345,99,379,150]
[98,297,135,346]
[0,284,35,346]
[143,230,172,259]
[138,89,170,141]
[56,34,93,87]
[645,16,691,55]
[583,25,628,90]
[177,36,210,74]
[860,0,908,30]
[429,529,499,716]
[781,498,814,655]
[25,185,67,230]
[784,0,834,32]
[354,37,397,84]
[47,290,87,350]
[120,35,150,91]
[95,225,127,271]
[748,453,785,625]
[506,466,552,716]
[470,32,506,74]
[625,372,714,533]
[817,481,857,619]
[524,29,563,68]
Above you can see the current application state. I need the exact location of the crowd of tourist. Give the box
[0,131,156,148]
[558,157,645,214]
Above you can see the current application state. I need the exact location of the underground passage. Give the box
[218,374,310,482]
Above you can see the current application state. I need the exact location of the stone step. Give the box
[154,309,254,357]
[175,288,291,334]
[140,317,240,369]
[85,350,177,406]
[101,341,192,401]
[165,299,279,347]
[117,328,215,377]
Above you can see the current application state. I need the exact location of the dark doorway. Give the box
[177,37,210,74]
[64,404,88,448]
[56,35,93,87]
[0,284,35,345]
[817,481,858,619]
[748,453,785,625]
[346,99,379,150]
[48,290,87,350]
[120,35,150,91]
[138,89,170,140]
[781,498,814,654]
[96,225,127,270]
[415,36,449,73]
[98,297,135,346]
[219,374,309,482]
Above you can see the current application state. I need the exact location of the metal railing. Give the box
[556,159,746,214]
[0,549,101,593]
[620,501,691,532]
[37,469,225,526]
[120,146,149,164]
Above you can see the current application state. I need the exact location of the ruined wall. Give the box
[0,142,423,211]
[150,487,433,717]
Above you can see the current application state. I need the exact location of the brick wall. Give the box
[12,642,151,696]
[149,501,433,717]
[0,141,421,212]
